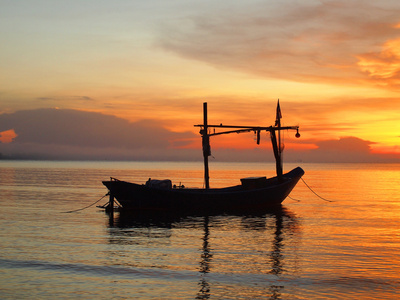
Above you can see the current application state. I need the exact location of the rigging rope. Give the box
[61,193,109,213]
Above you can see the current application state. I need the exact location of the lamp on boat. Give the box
[295,128,300,138]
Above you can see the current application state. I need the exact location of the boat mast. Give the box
[273,100,283,180]
[270,130,283,180]
[195,101,299,184]
[201,102,210,189]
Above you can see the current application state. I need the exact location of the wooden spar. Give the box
[194,102,299,181]
[106,191,115,224]
[195,124,298,134]
[195,125,293,180]
[275,99,283,180]
[202,102,210,189]
[270,130,283,180]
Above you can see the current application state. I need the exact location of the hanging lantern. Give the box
[295,128,300,138]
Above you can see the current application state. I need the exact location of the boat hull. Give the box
[102,167,304,212]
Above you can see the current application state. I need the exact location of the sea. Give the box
[0,160,399,299]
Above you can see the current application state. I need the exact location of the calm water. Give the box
[0,160,399,299]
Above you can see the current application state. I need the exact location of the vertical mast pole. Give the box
[278,107,282,173]
[202,102,210,189]
[270,130,283,180]
[273,100,283,180]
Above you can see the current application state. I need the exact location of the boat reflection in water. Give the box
[105,206,299,300]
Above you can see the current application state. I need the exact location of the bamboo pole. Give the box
[202,102,210,189]
[270,131,283,180]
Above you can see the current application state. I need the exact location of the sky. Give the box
[1,0,400,162]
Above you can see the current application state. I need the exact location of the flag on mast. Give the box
[275,99,282,127]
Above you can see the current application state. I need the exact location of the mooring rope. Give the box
[288,195,301,202]
[61,193,109,213]
[289,177,334,203]
[301,177,334,202]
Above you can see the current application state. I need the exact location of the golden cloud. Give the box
[357,38,400,86]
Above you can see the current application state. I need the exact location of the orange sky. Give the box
[1,0,400,161]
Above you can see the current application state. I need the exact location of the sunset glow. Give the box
[0,0,399,162]
[357,38,400,83]
[0,130,17,144]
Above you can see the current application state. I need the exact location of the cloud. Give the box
[316,136,374,153]
[0,129,17,143]
[285,136,399,162]
[357,38,400,87]
[37,96,94,101]
[158,0,400,87]
[0,108,197,160]
[0,108,398,162]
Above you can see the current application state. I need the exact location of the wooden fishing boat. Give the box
[102,101,304,212]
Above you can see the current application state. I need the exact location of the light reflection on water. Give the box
[0,161,399,299]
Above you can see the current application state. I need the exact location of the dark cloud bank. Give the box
[0,108,397,163]
[0,108,196,161]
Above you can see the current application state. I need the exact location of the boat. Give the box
[102,101,304,213]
